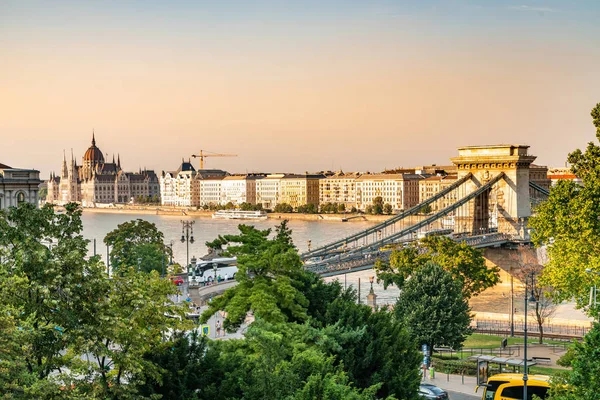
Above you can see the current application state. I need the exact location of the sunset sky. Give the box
[2,1,600,178]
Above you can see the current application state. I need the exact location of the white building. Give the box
[256,173,284,210]
[355,173,424,211]
[160,160,197,207]
[220,175,263,206]
[199,176,224,207]
[0,162,42,210]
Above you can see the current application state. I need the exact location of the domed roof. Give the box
[83,133,105,163]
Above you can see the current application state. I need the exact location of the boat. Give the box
[212,210,268,220]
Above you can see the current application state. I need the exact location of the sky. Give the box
[2,0,600,178]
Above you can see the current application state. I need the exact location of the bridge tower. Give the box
[451,145,536,239]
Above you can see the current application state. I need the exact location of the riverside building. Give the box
[46,134,160,206]
[0,162,42,209]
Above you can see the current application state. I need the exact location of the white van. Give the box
[190,257,238,283]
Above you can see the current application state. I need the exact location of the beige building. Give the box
[199,176,224,207]
[418,174,459,211]
[319,171,360,209]
[47,135,159,206]
[280,174,323,209]
[356,173,424,211]
[256,174,284,210]
[0,162,42,209]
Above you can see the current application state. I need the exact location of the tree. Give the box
[274,203,293,213]
[372,197,384,215]
[383,203,393,215]
[240,202,254,211]
[529,103,600,311]
[394,262,472,351]
[103,219,170,274]
[375,235,500,298]
[365,205,374,214]
[509,246,558,343]
[547,323,600,400]
[419,204,432,214]
[351,206,358,213]
[0,203,107,394]
[66,268,188,399]
[298,204,317,214]
[200,222,311,330]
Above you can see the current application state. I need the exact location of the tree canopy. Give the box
[394,262,472,351]
[201,221,312,330]
[375,235,500,298]
[103,218,170,274]
[530,103,600,311]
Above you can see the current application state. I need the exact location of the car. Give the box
[170,276,184,286]
[418,383,449,399]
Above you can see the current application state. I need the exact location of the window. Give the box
[17,192,26,204]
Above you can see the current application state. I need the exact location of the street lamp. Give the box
[180,220,195,270]
[585,268,600,310]
[137,257,142,272]
[523,272,537,400]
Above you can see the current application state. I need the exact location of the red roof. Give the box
[0,162,12,169]
[548,174,577,180]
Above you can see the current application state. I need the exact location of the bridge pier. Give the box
[451,145,537,239]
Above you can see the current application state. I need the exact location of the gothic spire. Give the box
[92,129,96,146]
[117,154,121,168]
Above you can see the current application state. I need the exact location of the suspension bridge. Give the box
[301,145,551,276]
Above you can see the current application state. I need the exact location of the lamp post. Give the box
[180,220,195,270]
[523,272,537,400]
[367,276,377,309]
[137,257,142,272]
[585,268,600,312]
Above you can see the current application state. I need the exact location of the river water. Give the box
[81,212,401,304]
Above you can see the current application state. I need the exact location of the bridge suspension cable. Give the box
[300,173,473,260]
[305,172,507,269]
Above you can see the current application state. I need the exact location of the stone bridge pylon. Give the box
[451,145,537,240]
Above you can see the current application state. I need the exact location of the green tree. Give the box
[298,204,317,214]
[383,203,393,214]
[240,202,254,211]
[375,235,499,298]
[365,205,374,214]
[38,186,47,200]
[323,297,421,399]
[200,222,310,330]
[0,203,109,396]
[547,323,600,400]
[419,204,432,214]
[67,268,188,399]
[394,262,472,351]
[103,219,170,274]
[372,197,384,215]
[274,203,293,213]
[529,103,600,310]
[351,206,358,213]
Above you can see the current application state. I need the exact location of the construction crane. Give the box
[191,150,238,169]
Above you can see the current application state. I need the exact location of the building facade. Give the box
[220,175,263,206]
[279,174,323,209]
[46,134,160,206]
[256,174,284,210]
[356,173,424,211]
[160,162,229,207]
[0,162,42,210]
[319,171,360,209]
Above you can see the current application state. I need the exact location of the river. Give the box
[81,212,402,304]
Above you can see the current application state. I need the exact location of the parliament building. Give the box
[46,134,160,206]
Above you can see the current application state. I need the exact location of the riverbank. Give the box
[76,205,399,223]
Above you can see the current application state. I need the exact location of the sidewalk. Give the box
[424,372,479,397]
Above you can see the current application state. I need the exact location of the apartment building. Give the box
[356,173,424,211]
[319,171,360,209]
[280,174,323,209]
[418,174,458,211]
[256,173,284,210]
[220,174,263,206]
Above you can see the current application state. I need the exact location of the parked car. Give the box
[418,383,449,399]
[170,276,184,286]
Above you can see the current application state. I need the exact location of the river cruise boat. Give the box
[212,210,268,220]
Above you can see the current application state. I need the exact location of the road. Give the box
[448,390,479,400]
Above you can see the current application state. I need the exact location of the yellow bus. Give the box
[477,373,551,400]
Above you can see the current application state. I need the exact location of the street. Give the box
[448,390,479,400]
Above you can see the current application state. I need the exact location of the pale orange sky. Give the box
[2,1,599,177]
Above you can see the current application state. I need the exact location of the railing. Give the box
[474,319,590,339]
